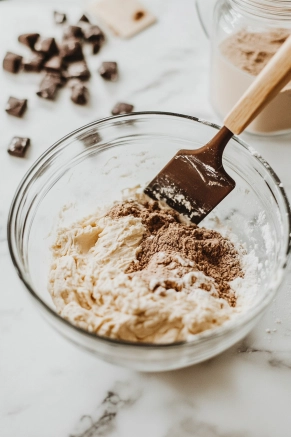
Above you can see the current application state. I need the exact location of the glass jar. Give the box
[196,0,291,135]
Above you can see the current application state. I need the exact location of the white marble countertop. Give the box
[1,1,291,436]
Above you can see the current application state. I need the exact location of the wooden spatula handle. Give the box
[224,35,291,135]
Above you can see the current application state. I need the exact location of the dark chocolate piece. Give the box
[23,53,45,72]
[5,97,27,117]
[59,39,84,63]
[98,62,118,81]
[18,33,40,50]
[67,78,82,88]
[79,14,90,23]
[92,41,101,54]
[34,37,58,58]
[65,60,90,81]
[7,136,30,157]
[111,102,134,115]
[63,26,83,40]
[54,11,67,24]
[71,82,88,105]
[3,52,23,73]
[43,56,63,73]
[36,74,62,100]
[78,131,101,147]
[83,25,105,43]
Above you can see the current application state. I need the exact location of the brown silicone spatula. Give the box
[145,35,291,224]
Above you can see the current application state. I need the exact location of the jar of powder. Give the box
[196,0,291,135]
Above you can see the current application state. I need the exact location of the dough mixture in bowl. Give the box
[48,188,258,343]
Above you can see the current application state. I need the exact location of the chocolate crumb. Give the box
[43,56,63,73]
[54,11,67,25]
[23,53,45,72]
[98,61,118,81]
[92,41,102,54]
[63,25,84,40]
[3,52,22,73]
[79,14,90,24]
[64,60,91,81]
[34,37,59,59]
[5,97,27,117]
[18,33,40,50]
[83,25,105,43]
[36,73,63,100]
[59,39,84,63]
[70,82,88,105]
[111,102,134,115]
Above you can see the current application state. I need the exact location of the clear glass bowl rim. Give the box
[7,111,291,350]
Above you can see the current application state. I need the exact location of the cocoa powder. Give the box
[107,200,243,306]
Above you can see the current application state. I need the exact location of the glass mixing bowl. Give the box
[8,112,291,371]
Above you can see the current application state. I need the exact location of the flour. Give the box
[48,189,260,343]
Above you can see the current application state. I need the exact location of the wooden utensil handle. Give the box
[224,35,291,135]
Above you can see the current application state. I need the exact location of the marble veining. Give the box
[71,382,141,437]
[1,1,291,436]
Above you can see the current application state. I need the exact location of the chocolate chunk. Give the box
[65,60,90,81]
[54,11,67,24]
[98,62,118,81]
[7,137,30,157]
[43,56,63,73]
[78,131,101,147]
[18,33,40,50]
[3,52,23,73]
[59,39,84,63]
[36,74,62,100]
[23,53,45,72]
[111,102,134,115]
[63,25,83,40]
[5,97,27,117]
[34,37,58,58]
[79,14,90,23]
[92,41,102,54]
[83,25,105,43]
[71,82,88,105]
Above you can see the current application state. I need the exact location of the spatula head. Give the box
[144,147,235,225]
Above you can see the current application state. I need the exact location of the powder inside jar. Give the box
[211,28,291,133]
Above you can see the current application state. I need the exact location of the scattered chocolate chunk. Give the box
[78,131,101,147]
[111,102,134,115]
[71,82,88,104]
[43,56,63,73]
[83,25,105,43]
[92,41,102,54]
[5,97,27,117]
[98,61,118,81]
[23,53,45,72]
[18,33,40,50]
[36,73,62,100]
[34,37,59,58]
[7,136,30,157]
[59,39,84,63]
[67,78,81,88]
[63,25,83,40]
[54,11,67,24]
[3,52,23,73]
[79,14,90,23]
[64,60,90,81]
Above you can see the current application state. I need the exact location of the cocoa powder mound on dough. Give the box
[107,200,243,306]
[220,28,291,76]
